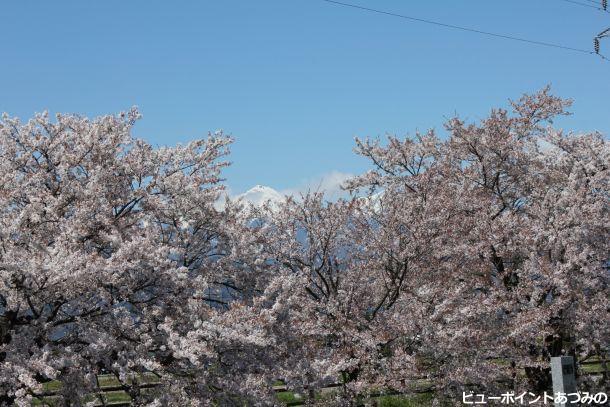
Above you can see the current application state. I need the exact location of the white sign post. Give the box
[550,356,577,406]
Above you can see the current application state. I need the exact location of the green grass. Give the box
[35,373,161,406]
[40,372,161,395]
[580,362,607,374]
[31,361,606,406]
[274,387,435,406]
[376,392,435,407]
[276,391,303,405]
[97,374,122,388]
[41,381,62,393]
[32,395,61,406]
[100,391,132,405]
[97,372,161,388]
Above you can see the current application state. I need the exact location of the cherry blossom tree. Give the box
[237,194,437,400]
[1,87,607,405]
[345,87,609,394]
[216,87,608,401]
[0,109,240,405]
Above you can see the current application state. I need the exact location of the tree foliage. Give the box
[0,88,608,405]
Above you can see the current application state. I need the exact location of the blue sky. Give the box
[1,1,608,195]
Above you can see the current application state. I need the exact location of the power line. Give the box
[559,0,599,9]
[595,27,610,58]
[556,0,609,12]
[320,0,594,55]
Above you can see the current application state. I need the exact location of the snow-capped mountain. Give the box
[234,185,285,207]
[233,184,382,210]
[362,190,384,212]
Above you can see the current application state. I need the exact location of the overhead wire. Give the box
[556,0,609,12]
[319,0,607,60]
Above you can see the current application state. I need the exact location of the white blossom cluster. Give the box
[0,88,608,405]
